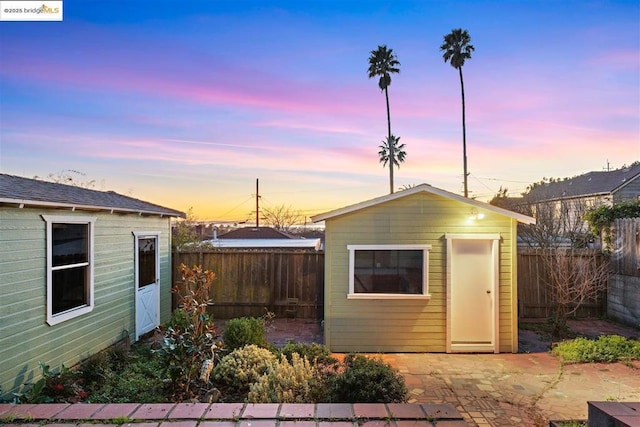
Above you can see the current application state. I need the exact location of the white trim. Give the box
[347,244,432,299]
[445,233,501,241]
[3,198,183,217]
[311,184,535,225]
[134,232,161,341]
[446,234,500,353]
[42,215,96,326]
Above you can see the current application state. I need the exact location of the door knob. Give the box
[486,290,491,294]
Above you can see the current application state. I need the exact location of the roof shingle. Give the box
[0,174,184,217]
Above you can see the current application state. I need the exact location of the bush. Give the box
[223,317,267,351]
[212,345,276,396]
[328,354,407,403]
[155,264,218,400]
[279,342,337,366]
[247,353,317,403]
[552,335,640,363]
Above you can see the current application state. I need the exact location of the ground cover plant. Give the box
[552,335,640,364]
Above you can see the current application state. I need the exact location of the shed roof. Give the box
[0,173,185,217]
[311,183,535,224]
[525,164,640,202]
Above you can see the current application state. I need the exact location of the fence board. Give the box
[173,249,324,320]
[612,218,640,277]
[517,247,607,318]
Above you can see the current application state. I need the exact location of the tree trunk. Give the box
[385,87,394,194]
[459,66,468,198]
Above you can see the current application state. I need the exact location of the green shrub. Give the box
[552,335,640,363]
[223,317,266,351]
[328,354,407,403]
[279,342,337,366]
[247,353,317,403]
[20,362,85,403]
[155,264,219,400]
[212,345,276,395]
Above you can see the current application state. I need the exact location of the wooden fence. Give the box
[607,218,640,327]
[172,249,324,320]
[611,218,640,277]
[517,247,607,318]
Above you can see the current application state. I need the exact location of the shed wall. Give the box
[0,207,172,399]
[323,192,517,353]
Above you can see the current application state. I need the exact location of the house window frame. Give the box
[347,244,432,300]
[42,215,96,325]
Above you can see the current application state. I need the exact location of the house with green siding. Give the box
[0,174,184,400]
[311,184,535,354]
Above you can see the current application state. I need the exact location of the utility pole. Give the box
[255,178,259,228]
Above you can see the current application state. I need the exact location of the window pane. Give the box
[52,223,88,266]
[52,266,88,314]
[138,238,156,287]
[354,250,423,294]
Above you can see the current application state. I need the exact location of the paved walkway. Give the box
[264,319,640,426]
[0,402,466,426]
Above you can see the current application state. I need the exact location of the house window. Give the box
[347,245,431,299]
[43,215,96,325]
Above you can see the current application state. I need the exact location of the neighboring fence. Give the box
[172,249,324,320]
[608,218,640,327]
[517,247,607,318]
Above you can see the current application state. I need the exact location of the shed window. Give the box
[347,245,431,299]
[43,215,96,325]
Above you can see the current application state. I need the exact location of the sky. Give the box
[1,0,639,223]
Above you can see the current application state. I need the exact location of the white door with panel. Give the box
[135,233,160,340]
[446,234,500,353]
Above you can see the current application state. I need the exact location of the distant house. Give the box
[0,174,184,399]
[521,164,640,240]
[312,184,534,354]
[206,226,321,250]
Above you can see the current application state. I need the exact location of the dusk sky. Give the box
[1,1,638,222]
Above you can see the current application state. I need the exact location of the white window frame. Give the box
[347,244,432,300]
[43,215,96,325]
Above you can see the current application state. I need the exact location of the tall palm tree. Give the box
[441,29,474,198]
[368,45,400,193]
[378,135,407,190]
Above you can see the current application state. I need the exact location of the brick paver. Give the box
[91,403,139,419]
[169,402,210,419]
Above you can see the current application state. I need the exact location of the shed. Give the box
[311,184,535,354]
[0,174,184,399]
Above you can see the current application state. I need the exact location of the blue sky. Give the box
[1,0,638,221]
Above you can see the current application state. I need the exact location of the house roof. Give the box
[525,164,640,202]
[311,183,536,224]
[0,173,185,217]
[218,226,294,239]
[205,238,322,250]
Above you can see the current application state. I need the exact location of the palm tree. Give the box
[368,45,400,193]
[378,135,407,190]
[441,29,474,198]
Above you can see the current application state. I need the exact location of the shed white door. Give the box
[135,234,160,340]
[446,234,499,353]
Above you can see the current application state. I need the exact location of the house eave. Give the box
[0,197,185,218]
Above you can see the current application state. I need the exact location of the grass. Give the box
[551,335,640,364]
